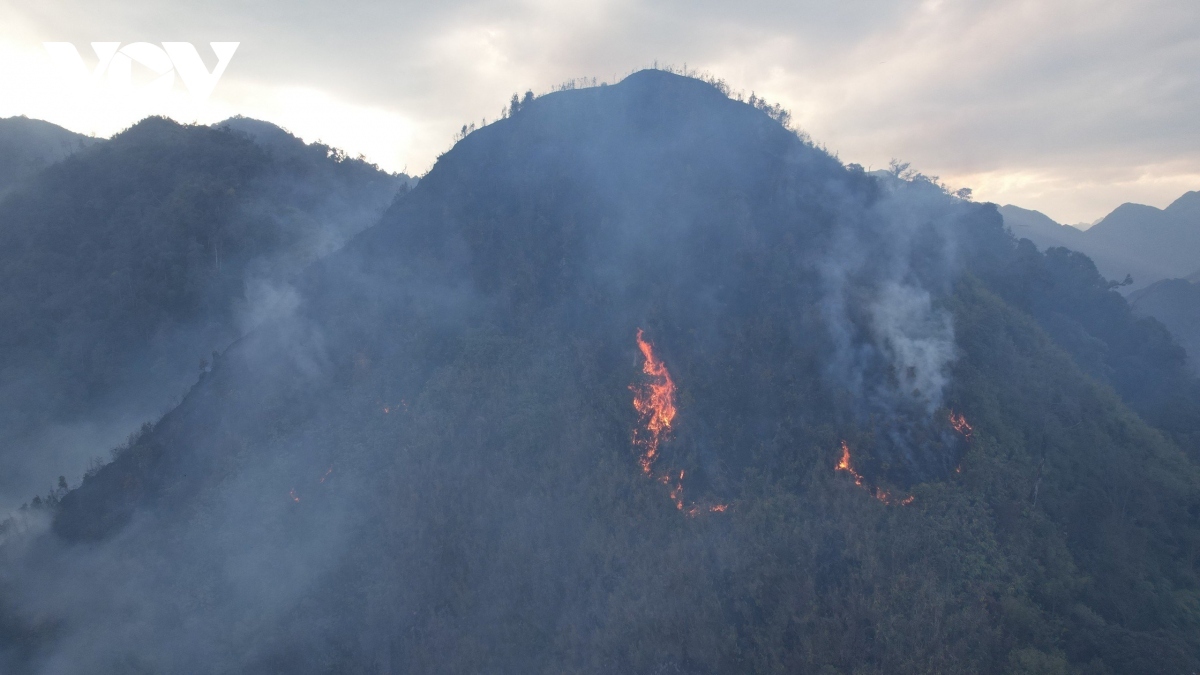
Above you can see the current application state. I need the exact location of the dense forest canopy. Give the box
[0,116,99,199]
[1,70,1198,674]
[0,116,407,511]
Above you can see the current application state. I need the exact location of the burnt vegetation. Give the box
[2,70,1200,674]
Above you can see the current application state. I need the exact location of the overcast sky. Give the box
[1,0,1198,224]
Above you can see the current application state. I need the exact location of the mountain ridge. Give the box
[0,115,408,511]
[1001,190,1200,289]
[0,116,100,198]
[3,70,1200,674]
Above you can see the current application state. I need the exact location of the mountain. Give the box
[3,70,1200,674]
[998,203,1085,250]
[215,116,419,191]
[1130,277,1200,373]
[0,116,408,511]
[1000,192,1200,289]
[0,117,100,197]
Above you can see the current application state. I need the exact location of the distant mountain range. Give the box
[1001,191,1200,372]
[1000,191,1200,290]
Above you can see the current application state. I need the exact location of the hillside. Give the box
[0,117,408,510]
[998,203,1085,252]
[1130,277,1200,374]
[0,117,99,198]
[2,71,1199,674]
[1000,192,1200,289]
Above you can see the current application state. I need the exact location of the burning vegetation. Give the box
[630,329,727,516]
[631,328,676,475]
[834,410,974,504]
[836,440,914,506]
[949,410,973,441]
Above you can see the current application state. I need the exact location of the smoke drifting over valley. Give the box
[0,116,408,512]
[1,70,1200,674]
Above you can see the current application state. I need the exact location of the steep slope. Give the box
[1001,192,1200,289]
[2,71,1199,674]
[1130,277,1200,374]
[0,117,407,510]
[1086,197,1200,281]
[999,203,1085,251]
[0,117,99,198]
[1167,190,1200,222]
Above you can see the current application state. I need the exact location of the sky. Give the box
[1,0,1198,225]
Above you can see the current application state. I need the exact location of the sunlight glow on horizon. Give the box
[1,0,1198,225]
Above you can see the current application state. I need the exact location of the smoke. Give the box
[816,169,966,475]
[869,281,955,412]
[0,71,987,672]
[0,117,406,516]
[237,277,302,334]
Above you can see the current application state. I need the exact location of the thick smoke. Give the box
[817,171,967,475]
[0,71,981,672]
[868,281,955,413]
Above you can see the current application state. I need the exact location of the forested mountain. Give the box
[2,70,1200,674]
[0,117,99,198]
[0,117,408,510]
[999,203,1085,251]
[1000,192,1200,290]
[1130,277,1200,374]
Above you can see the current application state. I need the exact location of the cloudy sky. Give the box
[1,0,1197,225]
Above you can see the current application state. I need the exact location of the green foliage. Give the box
[0,116,402,442]
[10,72,1200,673]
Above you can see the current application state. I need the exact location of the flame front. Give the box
[836,440,913,506]
[629,329,727,516]
[631,328,677,475]
[836,441,865,486]
[949,410,973,441]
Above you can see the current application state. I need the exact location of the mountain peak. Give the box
[1165,189,1200,220]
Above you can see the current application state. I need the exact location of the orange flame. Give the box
[669,470,685,510]
[631,329,677,475]
[836,440,914,506]
[836,441,865,486]
[629,329,728,517]
[949,410,973,441]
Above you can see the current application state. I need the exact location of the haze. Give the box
[2,0,1199,225]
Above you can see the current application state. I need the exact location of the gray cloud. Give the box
[3,0,1199,221]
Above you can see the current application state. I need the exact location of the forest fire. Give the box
[631,328,677,475]
[669,470,685,510]
[836,440,865,486]
[630,329,727,516]
[836,440,913,506]
[949,410,973,441]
